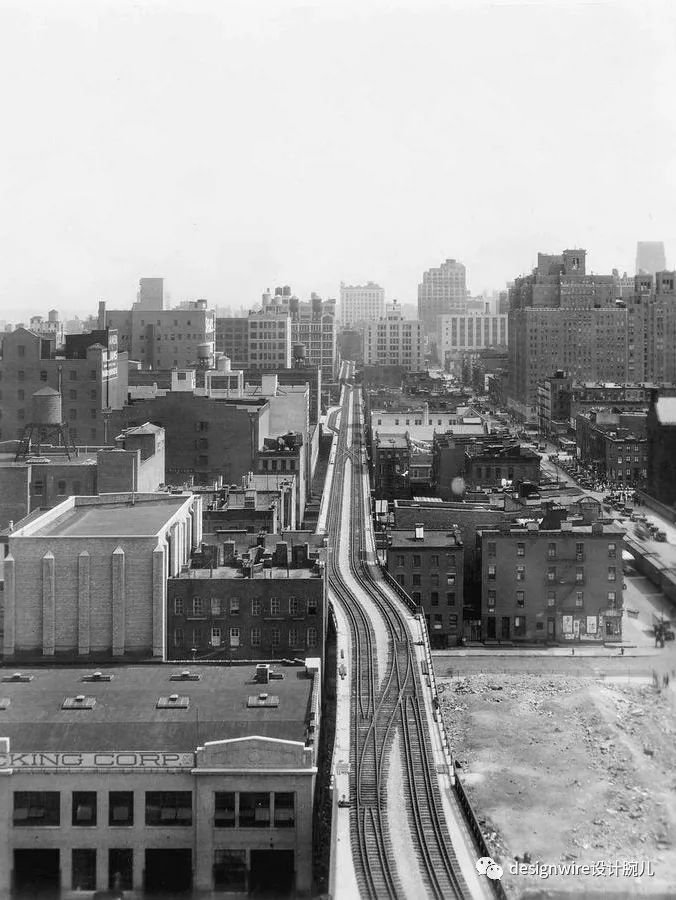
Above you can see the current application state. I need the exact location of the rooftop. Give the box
[389,529,462,549]
[174,565,319,580]
[14,494,190,538]
[0,663,315,751]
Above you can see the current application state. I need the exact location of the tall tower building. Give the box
[339,282,385,326]
[636,242,666,275]
[417,258,467,336]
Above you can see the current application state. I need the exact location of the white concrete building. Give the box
[339,281,385,327]
[362,302,424,372]
[418,258,468,336]
[437,313,508,360]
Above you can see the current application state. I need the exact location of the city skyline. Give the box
[0,0,674,321]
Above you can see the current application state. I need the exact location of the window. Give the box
[396,555,405,567]
[214,850,246,891]
[412,554,421,568]
[109,848,133,891]
[430,554,439,567]
[547,590,556,607]
[174,627,184,647]
[607,543,616,558]
[69,370,77,381]
[17,389,24,400]
[252,598,261,616]
[145,791,192,825]
[514,616,526,637]
[251,627,261,647]
[487,541,496,558]
[72,849,96,890]
[412,573,421,586]
[307,626,318,648]
[576,542,584,561]
[109,791,133,826]
[397,574,405,586]
[13,791,60,826]
[239,792,270,827]
[547,542,557,560]
[289,627,299,647]
[517,542,525,557]
[57,479,66,495]
[487,590,496,608]
[289,596,298,615]
[193,597,204,616]
[192,626,202,645]
[18,370,25,381]
[274,792,295,827]
[210,626,221,647]
[174,597,184,616]
[72,791,97,826]
[608,567,616,582]
[516,566,525,581]
[308,597,317,615]
[607,591,617,607]
[230,627,240,648]
[271,627,280,647]
[576,591,584,607]
[269,597,280,616]
[39,369,48,381]
[446,572,456,586]
[69,389,77,400]
[431,592,439,606]
[547,567,556,582]
[214,792,236,827]
[17,344,25,357]
[229,597,239,615]
[448,614,458,631]
[576,567,584,584]
[487,565,496,580]
[516,591,525,607]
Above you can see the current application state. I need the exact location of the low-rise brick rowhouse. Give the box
[480,512,625,643]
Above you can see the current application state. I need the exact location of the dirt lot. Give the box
[439,672,676,898]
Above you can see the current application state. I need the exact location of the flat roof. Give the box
[0,664,314,751]
[173,566,319,580]
[655,396,676,426]
[28,497,188,538]
[389,530,461,548]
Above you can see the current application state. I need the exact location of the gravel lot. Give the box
[439,671,676,898]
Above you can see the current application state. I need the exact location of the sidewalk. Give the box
[433,644,661,658]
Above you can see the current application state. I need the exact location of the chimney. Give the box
[414,523,424,541]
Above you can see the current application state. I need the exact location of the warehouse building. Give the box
[0,659,321,896]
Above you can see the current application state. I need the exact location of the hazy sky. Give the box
[0,0,674,321]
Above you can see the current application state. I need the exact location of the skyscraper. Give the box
[636,242,666,275]
[417,258,467,336]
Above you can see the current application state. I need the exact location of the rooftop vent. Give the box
[82,671,113,682]
[247,693,280,708]
[170,670,201,682]
[62,695,96,710]
[156,695,190,709]
[2,673,33,683]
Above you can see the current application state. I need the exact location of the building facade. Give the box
[0,328,128,446]
[536,371,573,436]
[481,519,624,643]
[362,303,424,373]
[437,313,508,365]
[646,393,676,506]
[373,434,411,501]
[99,299,215,371]
[339,281,385,326]
[2,492,202,660]
[387,526,464,648]
[0,660,320,896]
[417,258,467,337]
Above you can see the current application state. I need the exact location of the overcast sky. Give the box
[0,0,674,321]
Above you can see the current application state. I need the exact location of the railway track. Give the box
[327,383,473,899]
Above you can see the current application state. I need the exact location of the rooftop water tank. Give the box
[32,387,62,425]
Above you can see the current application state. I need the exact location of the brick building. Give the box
[480,517,625,644]
[0,660,321,896]
[2,492,202,660]
[0,327,128,446]
[467,444,541,489]
[167,534,327,664]
[537,371,573,436]
[0,424,165,532]
[387,525,463,648]
[575,410,647,485]
[373,434,411,501]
